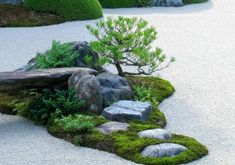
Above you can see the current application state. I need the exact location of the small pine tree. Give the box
[86,16,175,77]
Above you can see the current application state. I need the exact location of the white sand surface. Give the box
[1,0,235,164]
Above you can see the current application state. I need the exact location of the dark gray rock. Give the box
[16,58,37,72]
[141,143,187,158]
[0,0,22,5]
[151,0,183,7]
[68,70,102,114]
[138,129,172,140]
[97,73,134,107]
[96,121,129,134]
[0,67,96,92]
[102,100,152,122]
[72,41,99,69]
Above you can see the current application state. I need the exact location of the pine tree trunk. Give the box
[115,62,124,77]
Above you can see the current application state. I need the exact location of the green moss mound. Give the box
[81,130,208,165]
[49,76,208,165]
[2,76,208,164]
[98,0,138,8]
[183,0,208,4]
[24,0,103,21]
[59,0,103,20]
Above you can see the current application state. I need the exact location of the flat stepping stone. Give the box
[0,67,96,92]
[138,129,172,140]
[141,143,187,158]
[96,121,129,134]
[102,100,152,122]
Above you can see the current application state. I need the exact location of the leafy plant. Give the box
[87,16,175,77]
[10,89,79,124]
[35,40,79,69]
[132,85,159,106]
[55,114,95,133]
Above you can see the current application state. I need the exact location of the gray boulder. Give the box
[97,73,134,107]
[151,0,183,7]
[96,121,129,134]
[138,129,172,140]
[141,143,187,158]
[102,100,152,122]
[72,41,99,69]
[68,70,102,114]
[0,67,96,93]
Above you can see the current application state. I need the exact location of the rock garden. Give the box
[0,16,208,165]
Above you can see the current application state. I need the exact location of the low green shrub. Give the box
[31,88,85,124]
[24,0,59,13]
[11,88,85,124]
[24,0,103,21]
[98,0,138,8]
[58,0,103,20]
[183,0,208,4]
[55,114,95,133]
[35,40,79,69]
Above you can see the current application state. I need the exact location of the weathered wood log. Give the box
[0,67,97,93]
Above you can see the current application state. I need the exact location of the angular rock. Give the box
[151,0,183,7]
[138,129,172,140]
[0,67,96,92]
[68,70,102,114]
[102,100,152,122]
[72,41,99,69]
[96,121,129,134]
[97,73,134,107]
[141,143,187,158]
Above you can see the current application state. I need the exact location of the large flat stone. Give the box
[0,67,96,92]
[141,143,187,158]
[102,100,152,122]
[96,121,129,134]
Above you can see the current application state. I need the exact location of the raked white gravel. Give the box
[0,0,235,164]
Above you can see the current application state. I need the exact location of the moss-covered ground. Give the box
[0,76,208,164]
[48,76,208,165]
